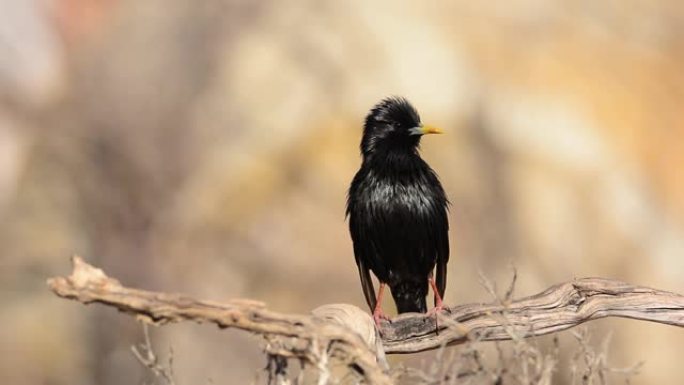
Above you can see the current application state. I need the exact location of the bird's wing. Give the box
[357,258,377,311]
[435,259,447,305]
[435,206,450,305]
[347,169,383,312]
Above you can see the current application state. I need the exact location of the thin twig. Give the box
[131,324,177,385]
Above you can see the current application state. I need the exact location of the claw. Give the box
[372,308,391,327]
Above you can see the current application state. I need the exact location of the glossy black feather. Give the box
[347,97,449,314]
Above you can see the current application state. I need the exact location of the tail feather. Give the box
[391,281,428,313]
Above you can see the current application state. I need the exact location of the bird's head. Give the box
[361,96,442,157]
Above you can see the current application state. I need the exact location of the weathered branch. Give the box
[383,278,684,353]
[47,256,390,385]
[48,257,684,382]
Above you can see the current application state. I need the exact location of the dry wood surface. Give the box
[48,256,684,384]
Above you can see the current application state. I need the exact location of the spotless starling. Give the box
[346,97,449,325]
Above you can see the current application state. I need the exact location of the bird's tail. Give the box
[391,281,428,313]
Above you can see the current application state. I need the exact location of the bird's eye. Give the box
[374,121,395,132]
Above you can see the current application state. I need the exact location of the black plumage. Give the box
[346,97,450,322]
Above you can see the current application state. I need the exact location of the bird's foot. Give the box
[427,304,445,317]
[427,293,446,316]
[426,298,446,334]
[372,309,391,327]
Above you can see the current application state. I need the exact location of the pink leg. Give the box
[372,283,390,326]
[427,276,445,332]
[428,276,445,312]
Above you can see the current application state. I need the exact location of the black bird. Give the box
[346,97,449,324]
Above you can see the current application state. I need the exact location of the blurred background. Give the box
[1,0,683,384]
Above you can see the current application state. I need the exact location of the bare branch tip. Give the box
[68,255,121,289]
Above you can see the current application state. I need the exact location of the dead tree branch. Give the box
[47,256,390,385]
[48,257,684,382]
[383,277,684,353]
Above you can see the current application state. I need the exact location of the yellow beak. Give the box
[421,124,443,135]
